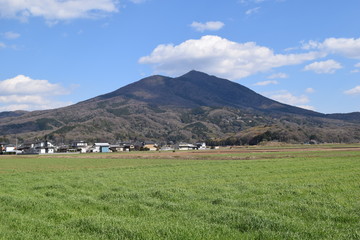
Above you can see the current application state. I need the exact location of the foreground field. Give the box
[0,145,359,239]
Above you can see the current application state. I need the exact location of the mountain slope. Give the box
[0,70,360,144]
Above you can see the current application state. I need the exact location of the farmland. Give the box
[0,145,359,239]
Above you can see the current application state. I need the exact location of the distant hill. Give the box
[0,110,27,119]
[1,70,360,145]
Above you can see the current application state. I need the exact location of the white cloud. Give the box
[265,90,314,110]
[139,35,323,80]
[303,59,342,74]
[344,86,360,95]
[0,101,73,111]
[0,75,73,111]
[0,0,118,22]
[301,40,320,50]
[254,80,278,86]
[190,21,224,32]
[305,88,315,93]
[0,75,69,95]
[303,37,360,59]
[0,42,5,48]
[246,7,260,15]
[298,105,316,111]
[0,104,31,112]
[0,95,44,104]
[2,31,20,39]
[269,90,309,105]
[267,72,288,79]
[352,63,360,73]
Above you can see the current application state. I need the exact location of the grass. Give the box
[0,146,359,239]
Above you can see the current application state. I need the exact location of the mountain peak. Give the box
[180,70,213,80]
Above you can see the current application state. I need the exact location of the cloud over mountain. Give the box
[139,35,322,80]
[265,90,313,110]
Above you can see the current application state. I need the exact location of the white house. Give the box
[90,143,110,153]
[5,146,16,152]
[4,145,22,154]
[33,141,55,154]
[34,147,55,154]
[196,142,207,150]
[71,141,89,153]
[177,143,198,151]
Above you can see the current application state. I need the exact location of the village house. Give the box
[17,142,34,153]
[5,145,23,154]
[109,144,123,152]
[196,142,207,150]
[159,145,175,151]
[0,143,23,154]
[33,141,55,154]
[90,143,110,153]
[121,142,135,151]
[71,141,89,153]
[17,141,55,154]
[109,141,158,152]
[142,141,158,151]
[176,142,198,151]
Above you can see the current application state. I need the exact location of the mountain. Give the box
[95,70,322,116]
[1,70,360,145]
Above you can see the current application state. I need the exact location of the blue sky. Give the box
[1,0,360,114]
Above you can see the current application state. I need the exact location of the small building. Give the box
[109,144,124,152]
[34,146,55,154]
[71,141,88,153]
[118,142,135,152]
[142,141,158,151]
[159,146,175,151]
[196,142,207,150]
[33,141,55,154]
[176,142,198,151]
[91,143,110,153]
[4,145,22,154]
[17,142,34,153]
[5,145,16,152]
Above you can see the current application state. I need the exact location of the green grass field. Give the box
[0,146,359,239]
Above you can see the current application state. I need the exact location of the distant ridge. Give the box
[0,110,27,119]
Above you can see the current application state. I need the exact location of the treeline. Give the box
[205,130,290,146]
[205,128,360,146]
